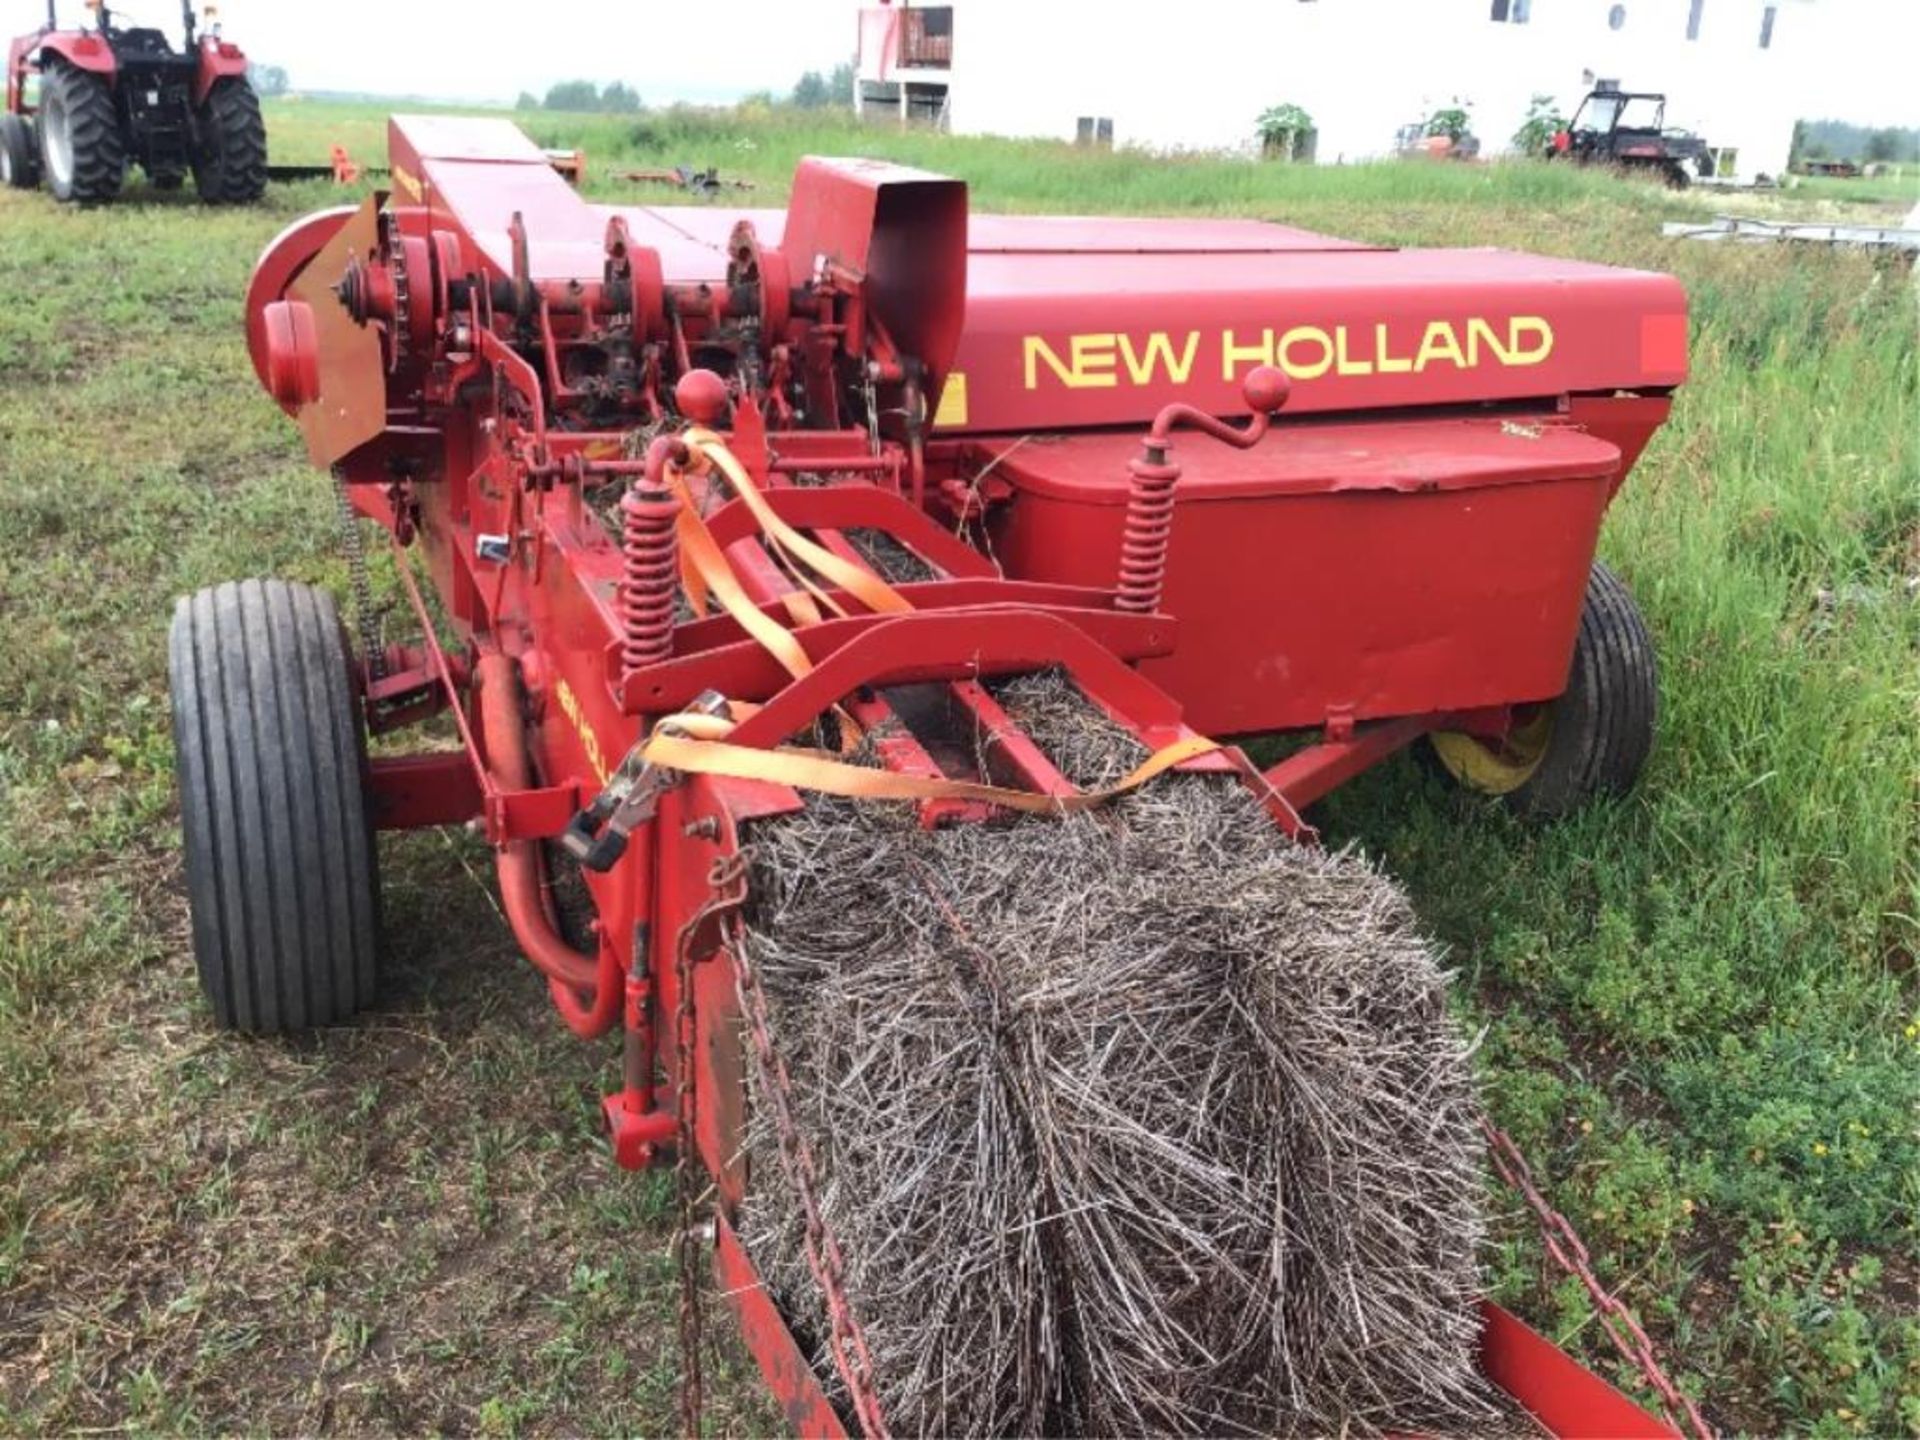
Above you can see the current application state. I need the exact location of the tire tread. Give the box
[167,578,379,1033]
[0,112,40,188]
[191,78,267,204]
[1509,560,1658,820]
[38,64,123,204]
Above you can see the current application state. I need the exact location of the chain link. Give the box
[331,465,385,683]
[711,854,891,1440]
[1482,1117,1713,1440]
[674,885,707,1439]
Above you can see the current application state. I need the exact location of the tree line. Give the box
[516,64,854,116]
[1791,118,1919,166]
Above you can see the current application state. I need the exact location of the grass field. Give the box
[1782,170,1920,210]
[1,101,1916,1436]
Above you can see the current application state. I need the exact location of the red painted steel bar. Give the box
[1264,715,1433,811]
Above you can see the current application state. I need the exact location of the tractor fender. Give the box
[245,206,356,400]
[191,39,248,108]
[7,34,42,111]
[32,31,117,80]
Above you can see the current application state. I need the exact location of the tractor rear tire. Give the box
[168,579,381,1033]
[1,112,40,189]
[191,78,267,204]
[1427,561,1656,821]
[36,64,124,204]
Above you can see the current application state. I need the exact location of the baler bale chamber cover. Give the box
[230,113,1693,1439]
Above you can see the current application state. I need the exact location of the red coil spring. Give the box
[620,485,681,676]
[1116,452,1180,613]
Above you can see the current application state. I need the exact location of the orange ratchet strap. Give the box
[642,723,1219,815]
[679,428,914,617]
[662,467,816,681]
[651,433,1215,809]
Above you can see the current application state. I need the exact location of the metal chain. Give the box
[1482,1117,1714,1440]
[331,465,385,683]
[674,891,706,1439]
[716,858,891,1440]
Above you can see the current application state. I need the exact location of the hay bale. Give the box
[737,676,1492,1436]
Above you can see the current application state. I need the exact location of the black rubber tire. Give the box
[0,112,39,189]
[36,64,124,204]
[190,77,267,204]
[168,579,381,1033]
[1427,561,1657,821]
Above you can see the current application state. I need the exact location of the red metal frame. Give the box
[706,1259,1680,1440]
[239,114,1692,1434]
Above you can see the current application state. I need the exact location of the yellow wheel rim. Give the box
[1431,705,1556,796]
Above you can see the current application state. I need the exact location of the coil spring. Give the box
[620,485,681,676]
[1116,452,1180,613]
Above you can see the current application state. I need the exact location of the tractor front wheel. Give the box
[1,112,40,189]
[168,579,381,1033]
[191,78,267,204]
[36,64,124,204]
[1427,561,1656,820]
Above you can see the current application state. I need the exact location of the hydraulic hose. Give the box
[475,653,622,1038]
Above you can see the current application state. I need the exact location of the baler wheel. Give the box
[1,113,40,189]
[1428,561,1656,819]
[168,579,381,1033]
[35,64,124,204]
[190,78,268,205]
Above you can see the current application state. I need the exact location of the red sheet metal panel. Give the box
[1480,1302,1680,1439]
[948,247,1687,430]
[963,213,1379,253]
[995,415,1623,500]
[991,417,1621,735]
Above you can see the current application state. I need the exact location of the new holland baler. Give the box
[169,115,1694,1436]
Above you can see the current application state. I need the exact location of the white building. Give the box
[854,0,1824,183]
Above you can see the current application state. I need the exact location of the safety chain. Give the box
[331,464,385,683]
[673,897,705,1440]
[674,851,811,1440]
[1481,1117,1713,1440]
[719,871,892,1440]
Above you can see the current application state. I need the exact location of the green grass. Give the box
[1785,170,1920,209]
[1,100,1915,1436]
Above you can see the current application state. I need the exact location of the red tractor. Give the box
[2,1,265,203]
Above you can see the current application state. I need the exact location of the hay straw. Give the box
[737,673,1493,1436]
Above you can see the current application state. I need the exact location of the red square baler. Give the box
[168,115,1698,1436]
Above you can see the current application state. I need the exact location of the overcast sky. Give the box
[18,0,1917,126]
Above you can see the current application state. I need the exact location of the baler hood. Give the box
[595,203,1686,433]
